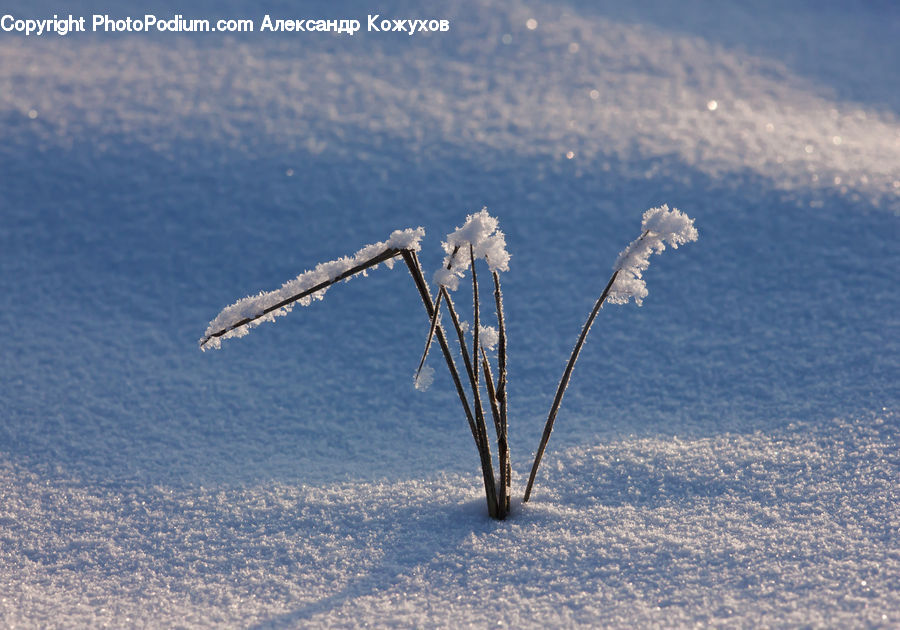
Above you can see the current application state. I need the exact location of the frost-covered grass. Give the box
[200,206,696,519]
[200,227,424,349]
[201,208,517,518]
[1,0,897,626]
[525,205,698,501]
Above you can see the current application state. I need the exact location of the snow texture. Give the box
[201,227,424,350]
[609,205,699,305]
[434,208,510,290]
[1,0,898,627]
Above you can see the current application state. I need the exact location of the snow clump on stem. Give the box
[413,365,435,392]
[434,208,510,290]
[608,205,698,306]
[478,325,500,351]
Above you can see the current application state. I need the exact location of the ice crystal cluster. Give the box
[433,208,511,290]
[608,205,699,306]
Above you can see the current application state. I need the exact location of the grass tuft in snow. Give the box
[199,207,695,520]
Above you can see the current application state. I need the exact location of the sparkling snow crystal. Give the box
[201,227,425,350]
[434,208,510,290]
[608,205,698,306]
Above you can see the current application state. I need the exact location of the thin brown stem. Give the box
[492,271,510,512]
[441,285,499,518]
[440,288,486,448]
[523,269,620,503]
[413,290,443,383]
[401,251,480,455]
[480,346,507,519]
[413,245,462,381]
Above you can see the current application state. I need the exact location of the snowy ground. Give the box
[1,0,898,627]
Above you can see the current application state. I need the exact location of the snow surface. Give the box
[1,0,898,627]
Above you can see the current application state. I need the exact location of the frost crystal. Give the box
[434,208,510,290]
[414,365,435,392]
[201,227,425,350]
[478,325,499,351]
[608,205,698,306]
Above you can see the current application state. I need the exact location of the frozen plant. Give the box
[200,206,697,519]
[523,204,698,501]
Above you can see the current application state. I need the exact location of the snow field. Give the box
[1,413,895,627]
[0,0,897,626]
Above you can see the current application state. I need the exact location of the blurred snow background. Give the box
[1,0,897,627]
